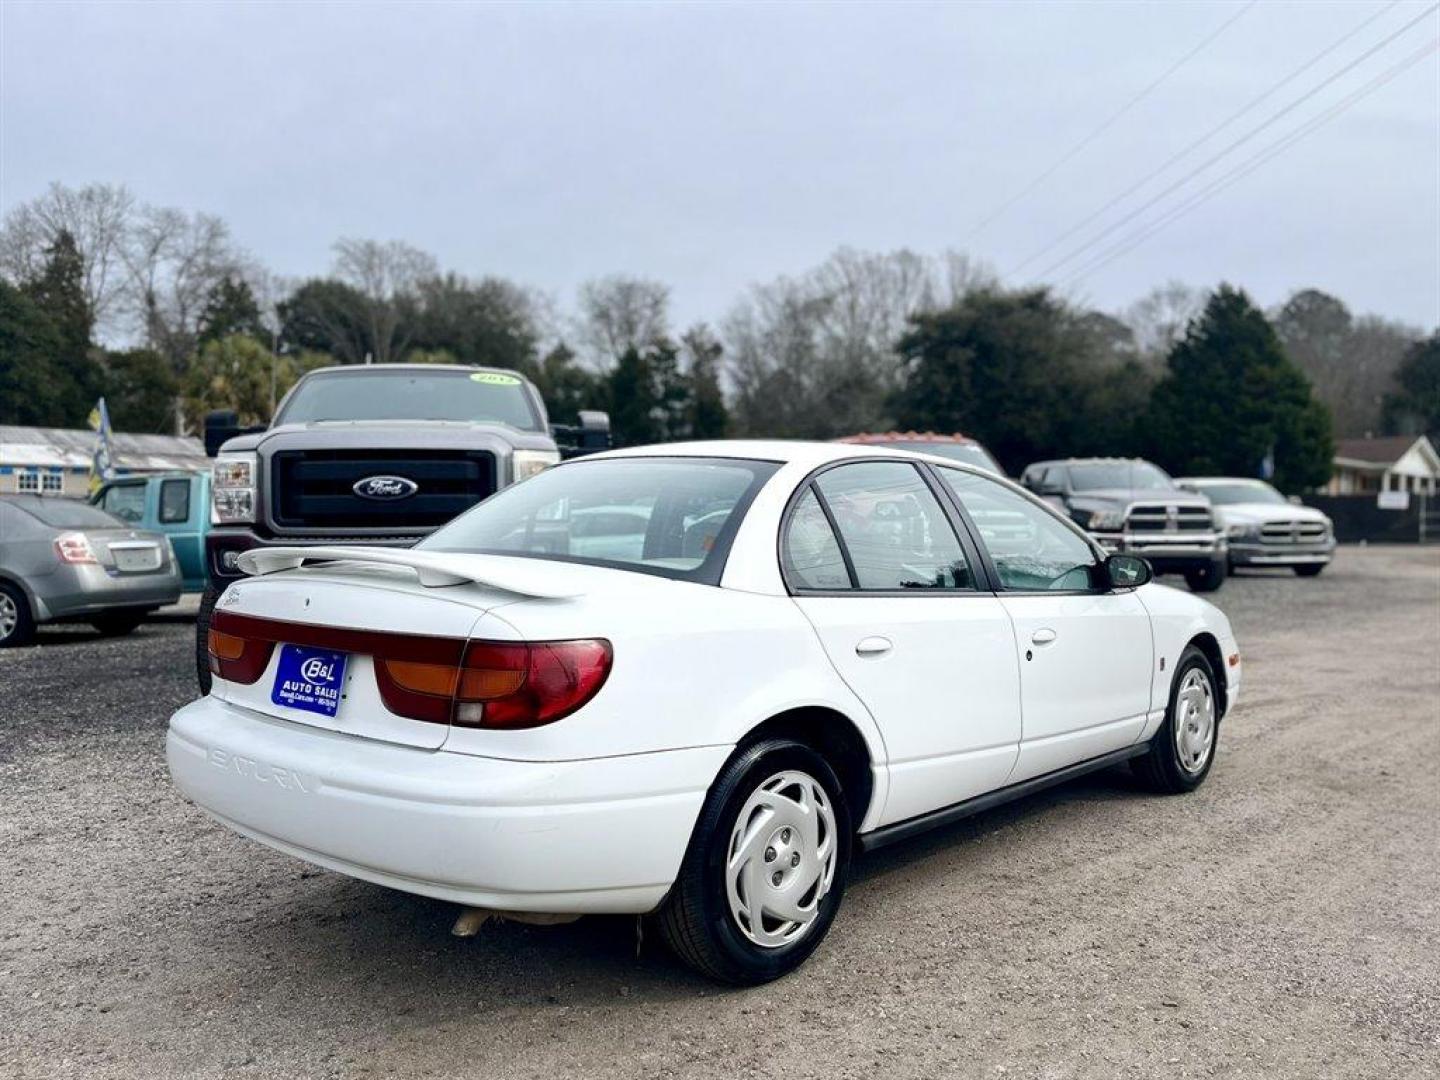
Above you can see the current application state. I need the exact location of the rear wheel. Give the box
[1293,564,1325,577]
[1134,645,1219,794]
[657,738,851,984]
[195,583,219,694]
[0,582,35,648]
[1184,561,1227,593]
[90,609,146,636]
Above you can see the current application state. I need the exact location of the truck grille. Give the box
[1125,503,1212,533]
[1260,520,1328,545]
[270,450,496,531]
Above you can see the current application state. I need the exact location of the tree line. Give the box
[2,181,1437,492]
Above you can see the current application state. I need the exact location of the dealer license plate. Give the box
[271,644,348,718]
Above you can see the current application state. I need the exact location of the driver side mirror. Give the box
[1104,553,1152,590]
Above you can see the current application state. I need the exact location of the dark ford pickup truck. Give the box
[196,363,608,690]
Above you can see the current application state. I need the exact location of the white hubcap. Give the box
[1174,668,1216,774]
[0,593,17,641]
[725,770,838,949]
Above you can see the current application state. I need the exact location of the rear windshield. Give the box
[890,441,1003,474]
[276,370,541,431]
[421,457,780,583]
[11,498,125,529]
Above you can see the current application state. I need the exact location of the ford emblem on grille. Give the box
[352,475,419,500]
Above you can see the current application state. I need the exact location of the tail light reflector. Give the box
[376,639,611,729]
[55,532,97,564]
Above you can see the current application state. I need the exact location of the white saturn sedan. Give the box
[169,441,1240,983]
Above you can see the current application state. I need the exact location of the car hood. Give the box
[1212,502,1331,527]
[219,420,558,456]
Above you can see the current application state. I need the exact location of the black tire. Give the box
[1293,564,1325,577]
[195,583,220,695]
[1133,645,1220,794]
[90,610,147,637]
[0,581,36,648]
[1185,561,1227,593]
[657,738,852,985]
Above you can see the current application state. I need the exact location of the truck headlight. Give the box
[513,449,561,483]
[211,452,258,524]
[1087,509,1125,531]
[1227,523,1260,540]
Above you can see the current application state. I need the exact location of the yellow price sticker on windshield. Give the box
[470,372,522,386]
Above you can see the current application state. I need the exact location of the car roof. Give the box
[584,439,998,474]
[836,431,982,447]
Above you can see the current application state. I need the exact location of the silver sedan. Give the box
[0,495,182,647]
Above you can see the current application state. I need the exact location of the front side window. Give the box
[939,468,1098,591]
[102,483,146,523]
[421,457,778,583]
[812,462,973,590]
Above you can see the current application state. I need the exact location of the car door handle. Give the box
[855,636,893,657]
[1030,628,1058,646]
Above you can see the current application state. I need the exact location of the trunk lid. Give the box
[211,563,515,749]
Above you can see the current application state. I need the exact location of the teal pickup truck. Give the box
[91,472,211,592]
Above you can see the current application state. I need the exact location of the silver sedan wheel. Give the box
[725,770,838,949]
[0,591,17,642]
[1174,667,1216,774]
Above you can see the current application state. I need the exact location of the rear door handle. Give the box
[855,636,893,657]
[1031,628,1057,646]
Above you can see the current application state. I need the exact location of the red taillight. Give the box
[376,639,612,730]
[207,610,611,730]
[54,532,97,564]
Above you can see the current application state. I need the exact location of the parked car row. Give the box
[844,432,1336,591]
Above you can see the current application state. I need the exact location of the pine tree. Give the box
[1144,285,1333,493]
[198,277,267,346]
[21,229,97,424]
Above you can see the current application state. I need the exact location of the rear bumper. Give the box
[36,563,183,621]
[167,695,728,913]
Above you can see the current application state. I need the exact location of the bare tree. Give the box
[0,181,136,336]
[331,238,437,363]
[1122,280,1205,365]
[577,275,670,366]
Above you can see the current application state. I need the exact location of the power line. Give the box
[1030,1,1440,282]
[961,0,1257,243]
[1007,0,1402,278]
[1059,36,1440,288]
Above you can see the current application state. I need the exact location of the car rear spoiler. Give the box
[234,546,584,598]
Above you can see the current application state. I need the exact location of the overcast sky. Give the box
[2,0,1437,332]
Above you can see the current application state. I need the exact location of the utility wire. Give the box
[1007,0,1402,278]
[1059,36,1440,288]
[1031,1,1440,282]
[961,0,1257,242]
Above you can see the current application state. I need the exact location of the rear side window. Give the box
[781,489,851,590]
[811,462,974,591]
[159,479,191,524]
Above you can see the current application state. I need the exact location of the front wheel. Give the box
[1293,564,1325,577]
[1185,561,1227,593]
[1133,645,1220,794]
[657,739,852,984]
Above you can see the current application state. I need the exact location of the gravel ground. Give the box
[2,546,1437,1079]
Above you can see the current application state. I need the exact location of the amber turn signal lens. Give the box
[208,629,247,661]
[379,660,461,698]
